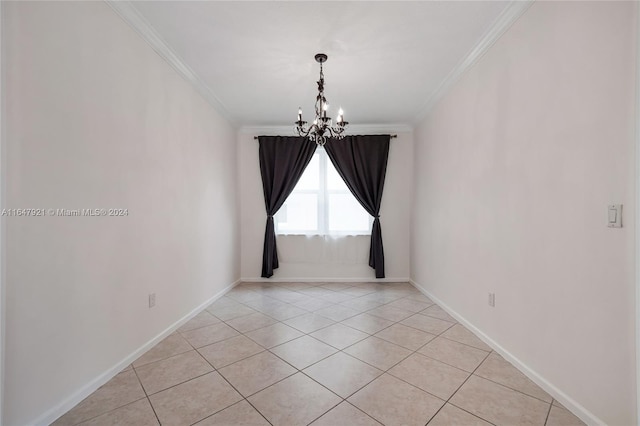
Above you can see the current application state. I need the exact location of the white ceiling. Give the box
[128,1,512,128]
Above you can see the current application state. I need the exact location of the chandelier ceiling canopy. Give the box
[295,53,348,146]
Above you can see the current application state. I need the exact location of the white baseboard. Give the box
[36,279,241,426]
[409,279,605,426]
[240,277,410,283]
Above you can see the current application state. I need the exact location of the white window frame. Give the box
[275,147,373,236]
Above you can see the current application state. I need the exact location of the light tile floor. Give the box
[53,282,586,426]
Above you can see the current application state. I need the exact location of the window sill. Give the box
[275,234,370,264]
[276,233,371,237]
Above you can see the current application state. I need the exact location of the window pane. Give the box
[328,193,370,232]
[276,193,318,232]
[327,160,348,191]
[295,153,320,190]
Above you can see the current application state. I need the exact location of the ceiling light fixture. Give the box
[295,53,348,146]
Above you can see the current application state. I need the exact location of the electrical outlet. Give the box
[149,293,156,308]
[488,293,495,307]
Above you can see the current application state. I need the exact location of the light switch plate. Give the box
[608,204,622,228]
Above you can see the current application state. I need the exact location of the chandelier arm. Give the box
[295,124,312,137]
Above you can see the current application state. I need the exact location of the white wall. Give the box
[3,2,239,425]
[411,2,636,425]
[239,130,412,281]
[0,2,5,423]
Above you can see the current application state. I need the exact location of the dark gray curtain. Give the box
[324,135,390,278]
[259,136,317,278]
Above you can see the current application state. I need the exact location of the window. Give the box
[275,148,372,235]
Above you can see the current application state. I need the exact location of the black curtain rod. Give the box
[254,134,398,140]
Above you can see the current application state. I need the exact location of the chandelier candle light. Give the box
[295,53,348,146]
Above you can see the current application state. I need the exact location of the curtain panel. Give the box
[258,136,317,278]
[324,135,390,278]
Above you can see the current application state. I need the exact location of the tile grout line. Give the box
[342,400,385,426]
[345,320,459,417]
[60,365,159,426]
[399,314,493,423]
[206,304,344,424]
[543,398,554,426]
[130,364,163,426]
[254,334,380,424]
[422,349,496,425]
[414,348,486,372]
[216,285,414,424]
[195,352,275,426]
[147,320,201,424]
[134,323,233,424]
[325,300,488,424]
[471,371,554,405]
[251,290,419,322]
[197,285,466,423]
[280,294,459,424]
[53,284,395,424]
[159,315,543,424]
[64,282,554,426]
[336,288,468,423]
[212,284,552,425]
[65,396,151,426]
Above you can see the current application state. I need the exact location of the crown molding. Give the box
[240,123,413,136]
[105,0,237,127]
[107,0,532,132]
[413,0,534,124]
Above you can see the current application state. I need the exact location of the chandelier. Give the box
[295,53,348,146]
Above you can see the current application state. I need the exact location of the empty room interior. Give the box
[1,1,638,425]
